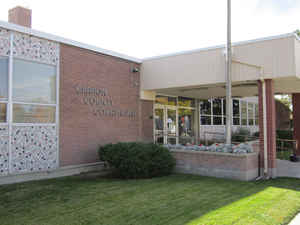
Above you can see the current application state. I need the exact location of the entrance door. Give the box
[154,105,178,144]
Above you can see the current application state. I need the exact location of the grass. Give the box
[1,174,300,225]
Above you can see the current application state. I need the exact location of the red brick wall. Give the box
[171,145,259,181]
[140,100,154,142]
[59,44,141,166]
[265,79,276,170]
[258,79,276,176]
[258,80,264,168]
[8,6,32,28]
[293,93,300,155]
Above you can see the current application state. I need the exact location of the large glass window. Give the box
[12,59,57,124]
[233,100,240,125]
[241,101,247,125]
[200,98,258,127]
[212,99,222,125]
[155,95,177,106]
[178,108,195,144]
[248,103,254,125]
[13,104,56,123]
[178,97,195,108]
[0,57,8,101]
[13,59,56,104]
[200,99,212,125]
[255,104,259,125]
[0,104,7,123]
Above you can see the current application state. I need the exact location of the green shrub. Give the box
[231,128,251,143]
[253,131,260,138]
[98,142,176,179]
[276,130,293,140]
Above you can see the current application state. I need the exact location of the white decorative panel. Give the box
[0,28,10,56]
[0,125,9,176]
[13,32,59,65]
[200,125,259,141]
[11,126,58,174]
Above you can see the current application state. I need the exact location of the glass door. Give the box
[154,107,164,144]
[166,107,177,144]
[178,108,195,145]
[154,105,178,144]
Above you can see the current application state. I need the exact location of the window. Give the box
[212,99,222,125]
[0,57,8,123]
[0,104,6,123]
[233,100,240,125]
[13,59,56,104]
[178,97,195,108]
[178,109,195,144]
[248,103,254,125]
[200,99,211,115]
[155,95,177,106]
[241,101,247,125]
[0,57,8,101]
[13,104,56,123]
[12,59,57,124]
[200,99,212,125]
[200,98,226,125]
[255,104,259,125]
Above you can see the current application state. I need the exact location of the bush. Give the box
[276,130,293,140]
[253,131,260,138]
[98,142,176,179]
[231,128,251,143]
[251,130,293,140]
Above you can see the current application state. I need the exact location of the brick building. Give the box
[1,6,300,183]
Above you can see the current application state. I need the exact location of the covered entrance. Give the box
[141,32,300,178]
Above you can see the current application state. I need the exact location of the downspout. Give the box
[261,78,268,177]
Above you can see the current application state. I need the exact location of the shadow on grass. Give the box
[1,174,300,225]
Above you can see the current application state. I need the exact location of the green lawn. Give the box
[1,174,300,225]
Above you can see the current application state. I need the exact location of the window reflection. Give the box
[241,101,247,125]
[248,103,254,125]
[0,57,8,100]
[178,109,195,144]
[155,95,177,106]
[0,104,6,123]
[213,99,222,115]
[255,104,259,125]
[178,97,195,107]
[13,104,56,123]
[233,100,240,125]
[13,59,56,104]
[200,99,211,115]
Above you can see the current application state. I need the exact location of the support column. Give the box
[258,79,277,178]
[292,94,300,157]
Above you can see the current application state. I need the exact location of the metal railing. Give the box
[203,131,259,146]
[154,132,196,145]
[276,138,298,160]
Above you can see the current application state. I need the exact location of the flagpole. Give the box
[225,0,232,144]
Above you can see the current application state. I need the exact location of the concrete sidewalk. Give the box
[277,159,300,178]
[289,213,300,225]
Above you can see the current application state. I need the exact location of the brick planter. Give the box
[170,142,259,181]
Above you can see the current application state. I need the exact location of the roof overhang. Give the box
[141,32,300,97]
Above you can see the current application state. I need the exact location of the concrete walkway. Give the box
[277,159,300,178]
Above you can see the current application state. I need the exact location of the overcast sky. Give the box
[0,0,300,59]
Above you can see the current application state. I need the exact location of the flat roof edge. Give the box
[143,32,295,61]
[0,20,142,63]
